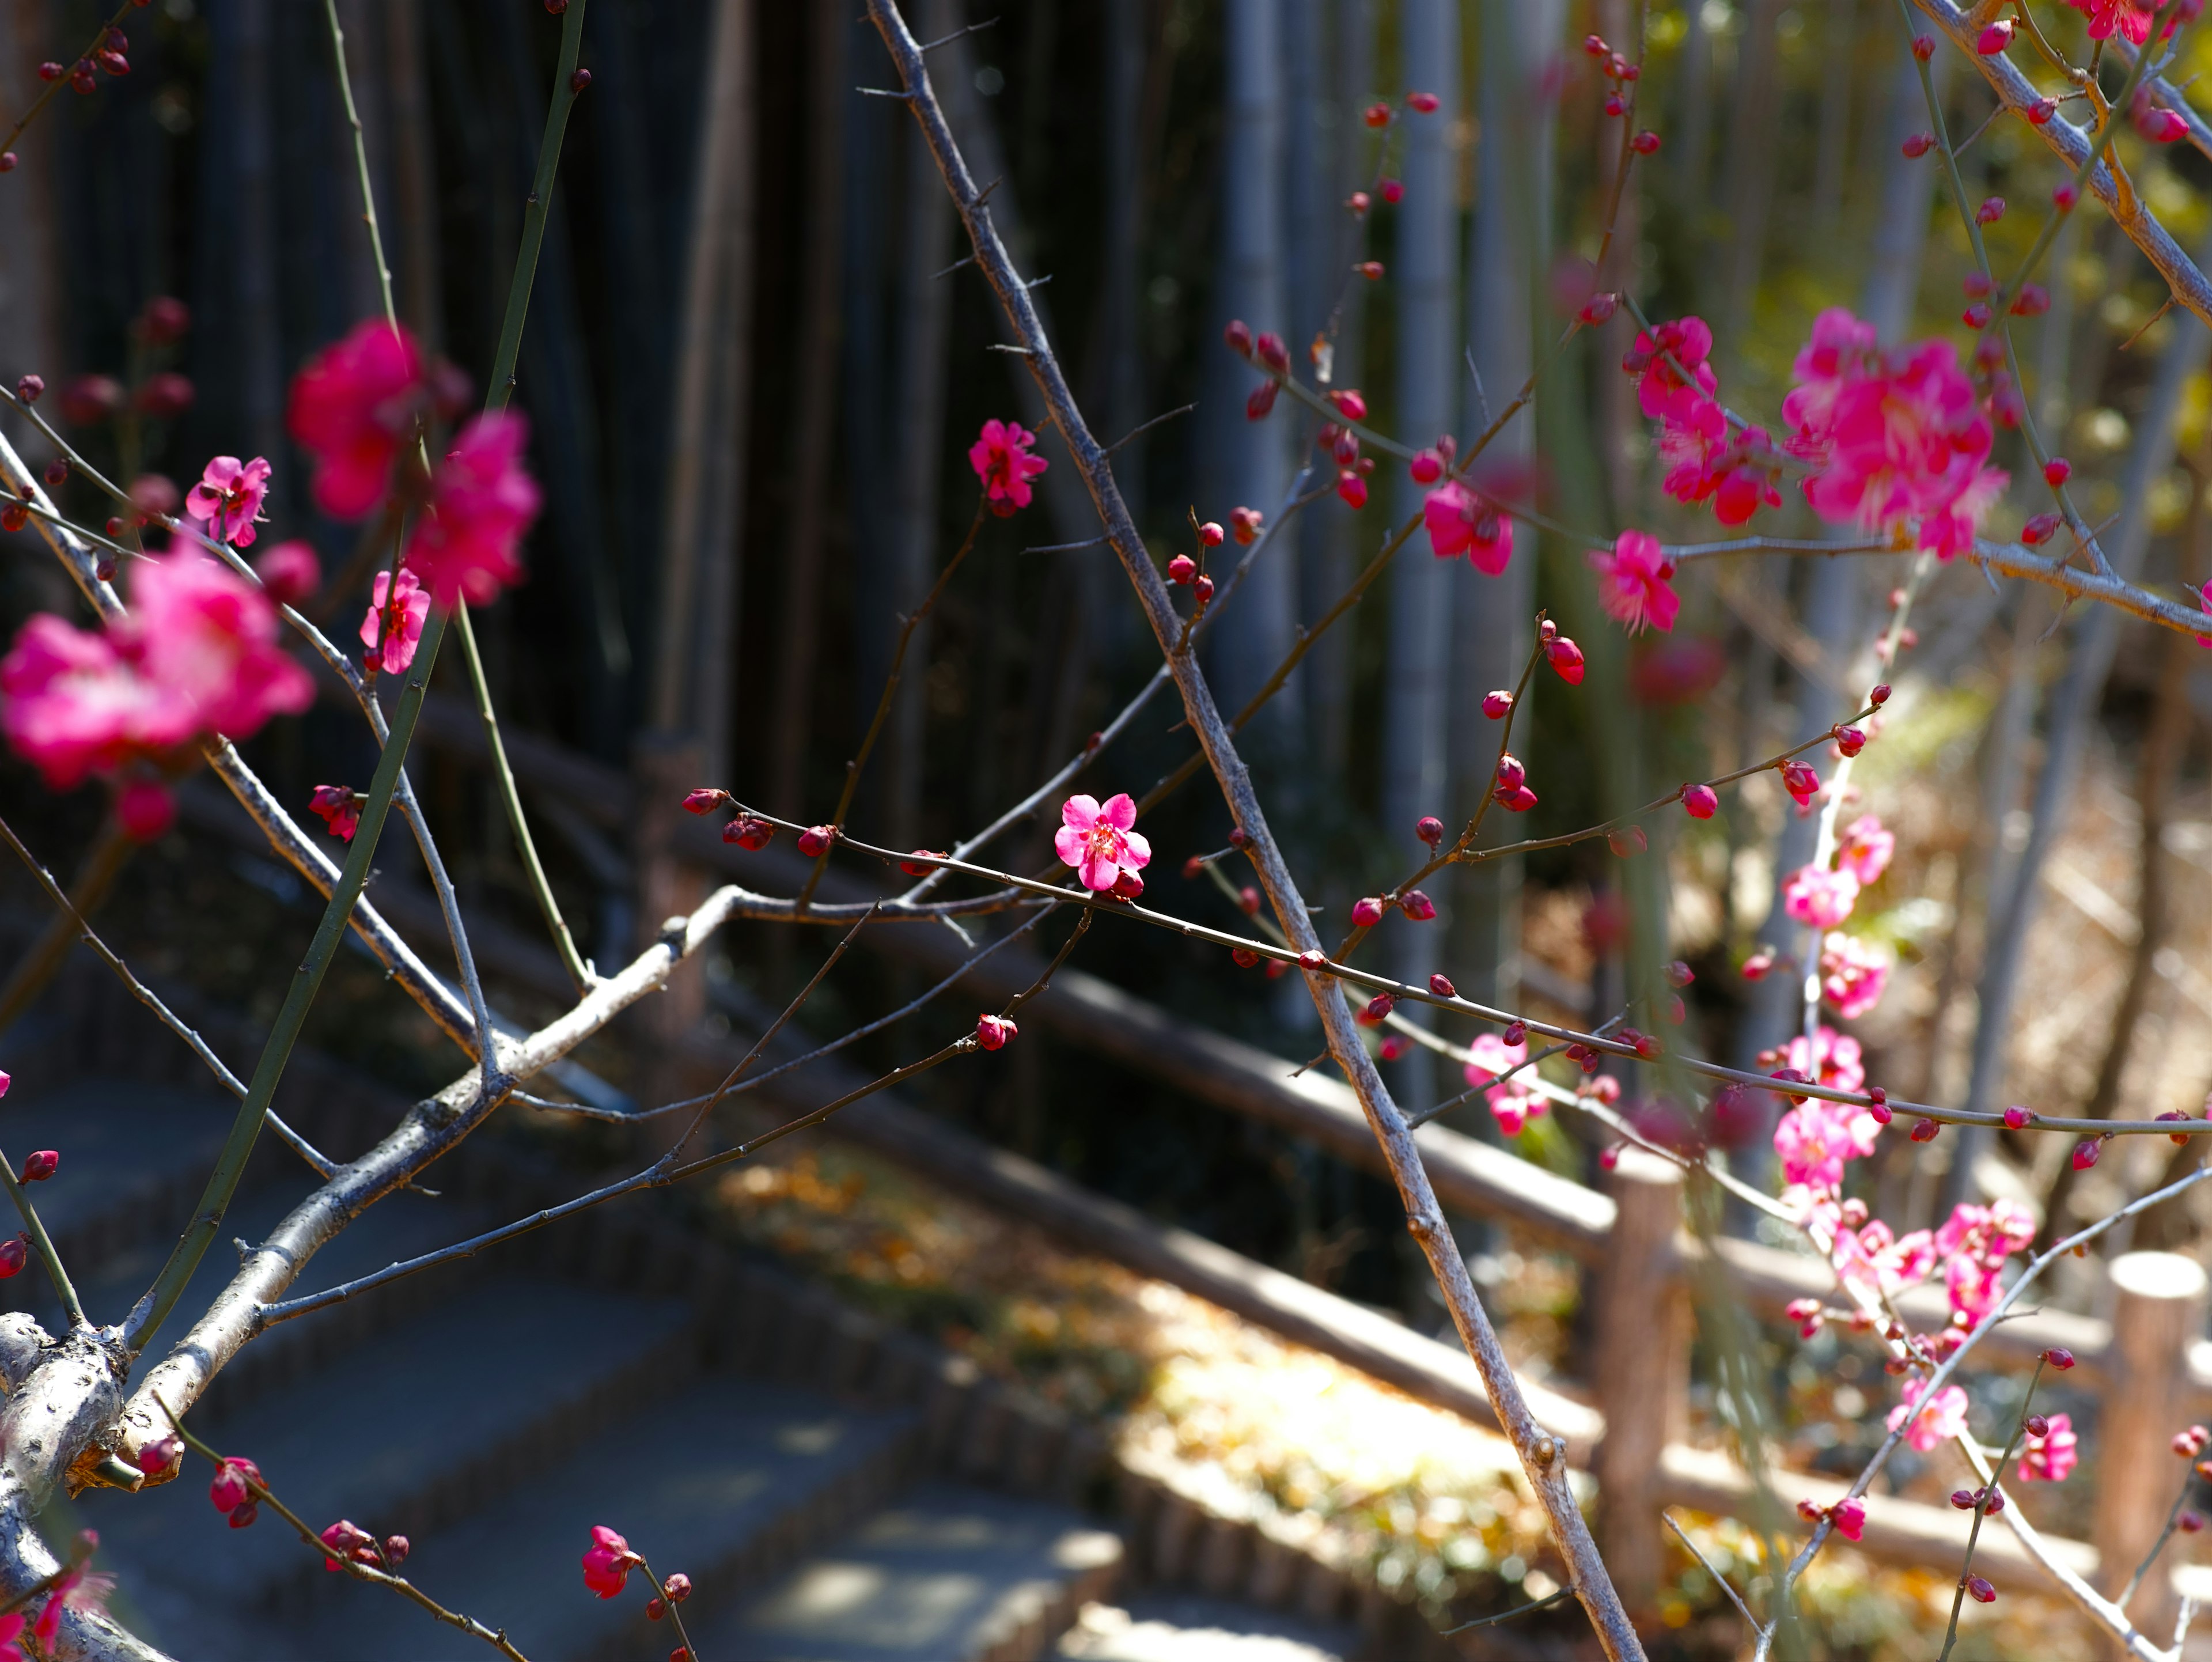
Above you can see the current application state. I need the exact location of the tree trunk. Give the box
[1381,0,1461,1112]
[650,0,756,783]
[768,0,850,818]
[1453,0,1557,1013]
[1948,229,2212,1208]
[1207,0,1296,732]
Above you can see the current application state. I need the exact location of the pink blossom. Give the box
[1774,1100,1861,1191]
[1820,932,1891,1019]
[0,1611,22,1662]
[286,320,427,520]
[2065,0,2202,43]
[1836,813,1894,885]
[1831,1217,1936,1303]
[1587,529,1679,634]
[1936,1199,2036,1323]
[132,550,315,740]
[208,1456,263,1513]
[1783,310,2009,558]
[183,455,271,547]
[1631,316,1718,425]
[32,1563,112,1645]
[2020,1411,2078,1482]
[253,540,321,607]
[1783,1026,1866,1097]
[1464,1033,1541,1136]
[582,1525,639,1599]
[1657,396,1781,525]
[360,568,430,673]
[968,418,1048,516]
[1831,1497,1866,1542]
[116,777,175,842]
[1422,480,1513,574]
[1054,793,1152,892]
[1783,864,1859,928]
[1,617,189,788]
[403,414,540,606]
[309,785,361,842]
[1888,1380,1969,1451]
[2,551,309,788]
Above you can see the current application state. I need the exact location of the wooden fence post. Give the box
[1592,1148,1690,1621]
[2094,1250,2207,1641]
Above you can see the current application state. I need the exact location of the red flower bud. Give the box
[2025,1414,2050,1438]
[1429,973,1456,998]
[1869,683,1892,706]
[1480,690,1513,720]
[14,374,43,405]
[1255,332,1289,372]
[1228,828,1250,848]
[1834,725,1865,758]
[976,1014,1017,1051]
[1545,635,1585,684]
[1232,947,1260,969]
[2012,282,2051,316]
[1166,553,1196,585]
[899,850,946,877]
[1112,868,1145,900]
[1230,506,1263,544]
[1351,896,1386,928]
[1976,18,2013,52]
[1354,260,1385,281]
[2043,457,2071,487]
[1631,130,1660,154]
[2022,510,2063,546]
[1362,993,1395,1023]
[1245,381,1278,421]
[682,788,728,815]
[2184,1510,2206,1533]
[2002,1106,2029,1130]
[2054,181,2078,210]
[19,1150,56,1183]
[1607,825,1647,858]
[1965,1576,1996,1605]
[1326,388,1368,422]
[1682,783,1719,819]
[2042,1346,2075,1369]
[1407,91,1439,113]
[1901,133,1935,158]
[1296,949,1325,970]
[1503,1020,1527,1047]
[1912,33,1935,58]
[1224,320,1253,357]
[2073,1137,2101,1170]
[1415,815,1445,847]
[1193,574,1215,603]
[724,815,774,851]
[1198,520,1225,548]
[1961,302,1993,329]
[1401,890,1437,922]
[796,825,834,857]
[1363,102,1391,128]
[1975,196,2005,226]
[1950,1489,1977,1510]
[0,1237,26,1278]
[1910,1118,1940,1142]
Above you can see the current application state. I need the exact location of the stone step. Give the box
[78,1273,699,1646]
[695,1482,1123,1662]
[239,1375,927,1661]
[1054,1596,1354,1662]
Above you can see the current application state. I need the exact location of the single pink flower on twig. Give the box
[1587,529,1679,634]
[1887,1379,1968,1451]
[967,418,1048,516]
[360,568,430,673]
[1783,864,1859,929]
[287,320,429,521]
[1054,793,1151,892]
[183,455,271,548]
[582,1524,641,1598]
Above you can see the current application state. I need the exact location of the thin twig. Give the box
[1663,1512,1759,1630]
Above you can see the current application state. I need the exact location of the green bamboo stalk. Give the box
[487,1,589,414]
[123,611,456,1353]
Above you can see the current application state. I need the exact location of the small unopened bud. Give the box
[1910,1118,1940,1142]
[724,815,773,851]
[2043,457,2072,487]
[1965,1576,1996,1605]
[647,1599,666,1621]
[1228,827,1250,849]
[1296,949,1325,971]
[0,1237,26,1278]
[1230,506,1263,544]
[1607,825,1647,858]
[1351,896,1386,928]
[1975,196,2005,226]
[2042,1347,2075,1369]
[899,850,946,877]
[1401,890,1437,922]
[1231,947,1260,969]
[1166,553,1196,585]
[1663,960,1694,987]
[20,1150,56,1183]
[1950,1489,1977,1510]
[135,1436,181,1475]
[976,1014,1018,1051]
[1630,130,1660,155]
[1546,634,1586,684]
[1236,885,1261,916]
[2025,1414,2050,1438]
[1407,90,1439,113]
[2072,1137,2101,1171]
[1193,574,1215,603]
[1112,868,1145,900]
[1255,332,1289,372]
[681,788,728,815]
[1245,382,1279,420]
[569,66,591,93]
[2002,1106,2029,1130]
[796,825,834,857]
[1480,690,1514,720]
[1868,684,1892,707]
[1682,783,1718,819]
[2054,181,2078,210]
[1198,520,1225,548]
[229,1501,259,1530]
[382,1535,409,1566]
[1961,301,1993,329]
[1354,260,1384,281]
[1976,18,2013,52]
[664,1573,691,1603]
[1429,973,1456,998]
[13,374,42,405]
[2185,1511,2207,1534]
[1834,725,1865,758]
[1415,815,1445,846]
[1503,1020,1525,1047]
[43,458,68,487]
[1578,292,1619,324]
[1901,133,1935,158]
[1912,33,1935,58]
[1224,319,1253,357]
[2142,107,2189,143]
[1361,993,1395,1024]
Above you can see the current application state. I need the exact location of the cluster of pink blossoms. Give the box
[1783,813,1895,1014]
[1463,1032,1544,1137]
[1819,931,1891,1020]
[1630,315,1783,527]
[0,552,313,837]
[2066,0,2202,42]
[290,319,541,608]
[1784,308,2008,559]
